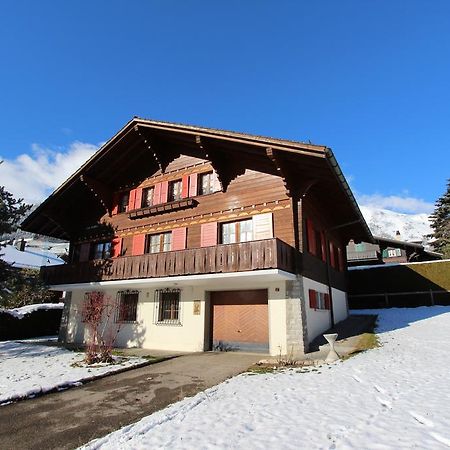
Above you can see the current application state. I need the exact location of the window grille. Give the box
[155,288,181,325]
[116,290,139,323]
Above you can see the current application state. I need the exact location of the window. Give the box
[146,232,172,253]
[156,289,181,324]
[221,219,253,244]
[91,241,111,260]
[309,289,330,310]
[118,192,129,213]
[116,290,138,323]
[354,243,366,252]
[168,179,182,202]
[141,187,154,208]
[199,172,213,195]
[387,248,402,258]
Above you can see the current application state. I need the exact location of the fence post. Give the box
[430,289,435,306]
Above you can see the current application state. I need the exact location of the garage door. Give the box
[211,289,269,352]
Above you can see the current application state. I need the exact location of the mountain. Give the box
[359,206,432,243]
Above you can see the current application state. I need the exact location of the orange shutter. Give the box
[307,219,316,255]
[329,242,336,268]
[160,181,169,203]
[153,183,162,205]
[111,193,120,215]
[172,227,187,251]
[200,222,218,247]
[309,289,317,309]
[128,189,136,211]
[134,188,143,209]
[132,235,146,256]
[324,293,331,310]
[111,237,122,258]
[79,243,90,262]
[189,173,198,197]
[181,175,189,199]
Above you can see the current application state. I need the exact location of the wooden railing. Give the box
[41,238,297,285]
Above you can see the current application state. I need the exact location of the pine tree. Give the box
[429,179,450,258]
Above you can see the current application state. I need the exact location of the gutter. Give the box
[324,148,374,243]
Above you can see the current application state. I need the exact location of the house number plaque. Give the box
[193,300,201,315]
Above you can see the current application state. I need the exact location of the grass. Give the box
[342,331,380,360]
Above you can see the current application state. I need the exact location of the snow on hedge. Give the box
[84,307,450,450]
[0,302,64,319]
[0,341,147,405]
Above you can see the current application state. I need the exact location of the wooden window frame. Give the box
[141,187,155,208]
[145,232,172,254]
[168,179,183,202]
[220,219,253,244]
[91,241,112,260]
[118,192,130,213]
[155,288,181,325]
[199,171,214,196]
[116,290,139,323]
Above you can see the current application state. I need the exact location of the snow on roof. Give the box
[0,302,64,319]
[0,245,65,269]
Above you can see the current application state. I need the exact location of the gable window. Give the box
[118,192,129,213]
[221,219,253,244]
[387,248,401,258]
[141,187,154,208]
[91,241,111,260]
[146,232,172,254]
[168,179,182,202]
[156,288,181,324]
[199,172,214,195]
[116,290,139,323]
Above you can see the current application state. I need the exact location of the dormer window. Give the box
[168,180,182,202]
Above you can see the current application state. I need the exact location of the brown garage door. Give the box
[211,289,269,352]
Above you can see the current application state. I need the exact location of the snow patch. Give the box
[0,302,64,319]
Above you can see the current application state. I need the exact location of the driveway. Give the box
[0,352,262,450]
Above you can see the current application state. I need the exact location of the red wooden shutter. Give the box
[134,188,143,209]
[189,173,198,197]
[153,183,162,205]
[324,293,331,310]
[160,181,169,203]
[79,243,90,262]
[111,193,120,215]
[329,242,336,268]
[181,175,189,199]
[307,219,316,255]
[172,227,187,251]
[309,289,317,309]
[132,234,146,256]
[200,222,218,247]
[111,237,122,258]
[320,231,326,262]
[338,247,345,271]
[128,189,136,211]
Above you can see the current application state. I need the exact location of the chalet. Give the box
[21,118,372,356]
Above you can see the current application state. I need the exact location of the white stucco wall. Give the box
[332,287,349,324]
[302,277,332,343]
[63,280,288,355]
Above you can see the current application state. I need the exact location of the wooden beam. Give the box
[79,175,112,215]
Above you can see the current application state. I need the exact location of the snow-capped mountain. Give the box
[359,205,432,242]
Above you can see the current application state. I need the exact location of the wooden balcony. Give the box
[42,238,297,286]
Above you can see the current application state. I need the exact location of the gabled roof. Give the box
[21,117,373,243]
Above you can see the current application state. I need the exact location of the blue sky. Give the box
[0,1,449,213]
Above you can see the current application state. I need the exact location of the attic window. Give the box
[118,192,129,213]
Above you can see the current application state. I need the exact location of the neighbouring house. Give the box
[347,235,441,267]
[21,118,372,356]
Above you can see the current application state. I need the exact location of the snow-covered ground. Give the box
[84,307,450,449]
[0,339,147,405]
[1,302,64,319]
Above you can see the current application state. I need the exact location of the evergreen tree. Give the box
[429,179,450,258]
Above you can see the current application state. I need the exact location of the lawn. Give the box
[0,338,147,405]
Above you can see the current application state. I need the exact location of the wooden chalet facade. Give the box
[22,118,372,355]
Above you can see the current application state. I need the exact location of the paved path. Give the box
[0,352,262,450]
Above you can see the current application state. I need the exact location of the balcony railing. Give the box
[42,238,297,285]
